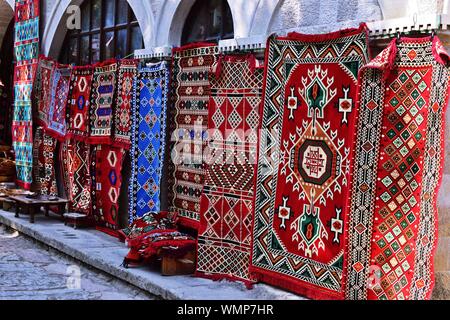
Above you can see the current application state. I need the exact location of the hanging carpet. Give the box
[167,43,219,229]
[32,126,57,196]
[46,63,72,140]
[66,65,94,141]
[12,0,40,189]
[91,144,125,236]
[89,60,117,145]
[345,36,450,300]
[250,24,370,299]
[60,139,92,215]
[113,59,138,149]
[128,62,169,222]
[195,54,264,286]
[34,56,55,128]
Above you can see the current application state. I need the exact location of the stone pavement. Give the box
[0,224,155,300]
[0,209,303,300]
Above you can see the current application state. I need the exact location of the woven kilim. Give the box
[250,25,370,299]
[345,36,450,300]
[113,59,138,149]
[46,63,72,140]
[89,60,117,145]
[34,56,55,128]
[195,55,263,286]
[168,43,219,229]
[91,144,125,235]
[128,62,169,222]
[60,139,92,215]
[12,0,39,189]
[66,66,94,141]
[32,126,57,196]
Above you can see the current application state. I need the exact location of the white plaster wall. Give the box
[268,0,382,35]
[37,0,443,58]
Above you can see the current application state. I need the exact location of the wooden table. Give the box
[9,195,69,223]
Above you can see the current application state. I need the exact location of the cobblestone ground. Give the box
[0,224,155,300]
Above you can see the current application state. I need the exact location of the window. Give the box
[181,0,234,45]
[60,0,143,65]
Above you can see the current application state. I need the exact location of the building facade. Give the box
[0,0,448,299]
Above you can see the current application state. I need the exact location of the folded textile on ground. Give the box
[119,211,178,242]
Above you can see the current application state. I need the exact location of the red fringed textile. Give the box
[118,211,178,242]
[91,144,125,235]
[46,63,72,140]
[345,36,450,300]
[60,139,92,215]
[195,54,264,286]
[66,66,94,141]
[34,56,55,127]
[167,43,219,229]
[113,59,137,149]
[32,126,57,196]
[123,229,195,266]
[250,24,370,300]
[88,60,117,145]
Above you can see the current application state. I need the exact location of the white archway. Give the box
[5,0,13,10]
[249,0,282,37]
[41,0,154,58]
[0,0,14,50]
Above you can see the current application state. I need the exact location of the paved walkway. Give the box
[0,224,155,300]
[0,209,303,300]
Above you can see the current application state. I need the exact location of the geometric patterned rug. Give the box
[66,66,94,141]
[89,60,117,145]
[91,144,125,235]
[32,126,57,196]
[113,59,137,149]
[167,43,219,229]
[195,54,264,286]
[128,61,169,222]
[34,56,55,128]
[12,0,40,189]
[46,63,71,140]
[345,36,450,300]
[60,139,92,215]
[250,25,370,299]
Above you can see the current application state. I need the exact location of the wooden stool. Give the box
[63,212,89,229]
[0,197,15,211]
[161,250,196,276]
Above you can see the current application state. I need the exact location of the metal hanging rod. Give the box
[134,46,172,59]
[134,14,450,58]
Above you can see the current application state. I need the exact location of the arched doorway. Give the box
[59,0,144,65]
[181,0,234,45]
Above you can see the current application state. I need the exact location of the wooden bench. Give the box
[10,195,69,223]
